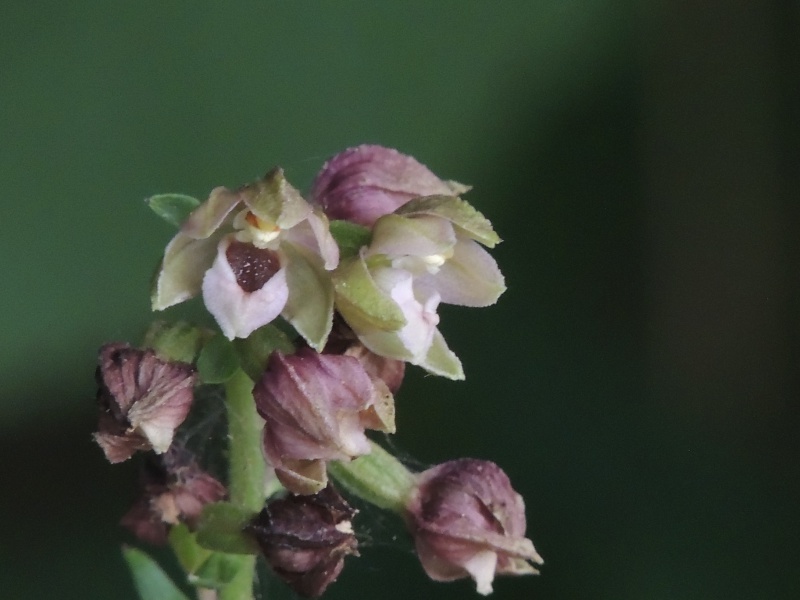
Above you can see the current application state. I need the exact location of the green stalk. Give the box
[220,368,266,600]
[328,441,417,514]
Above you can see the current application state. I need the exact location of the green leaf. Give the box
[146,194,201,228]
[281,243,334,351]
[233,324,295,381]
[169,524,212,575]
[196,502,259,555]
[142,321,208,364]
[196,334,240,384]
[329,220,371,259]
[169,525,250,590]
[395,195,501,247]
[332,255,407,332]
[122,546,190,600]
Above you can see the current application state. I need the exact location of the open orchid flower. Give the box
[152,168,339,349]
[332,196,505,379]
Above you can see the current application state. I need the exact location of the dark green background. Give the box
[2,2,798,598]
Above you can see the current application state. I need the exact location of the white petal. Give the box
[360,268,440,361]
[202,238,289,339]
[418,238,505,307]
[282,209,340,270]
[463,550,498,596]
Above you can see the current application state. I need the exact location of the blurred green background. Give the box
[2,1,799,598]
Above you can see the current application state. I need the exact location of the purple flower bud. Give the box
[94,343,196,463]
[245,485,358,598]
[311,145,468,227]
[405,459,543,595]
[121,446,227,545]
[254,348,396,495]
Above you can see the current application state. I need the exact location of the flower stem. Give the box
[220,368,266,600]
[328,441,417,514]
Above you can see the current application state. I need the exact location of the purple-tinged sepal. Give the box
[312,144,469,227]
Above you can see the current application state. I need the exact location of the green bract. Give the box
[146,193,201,228]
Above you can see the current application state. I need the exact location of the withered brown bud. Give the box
[254,348,396,495]
[94,343,196,463]
[405,459,543,595]
[246,485,358,598]
[121,446,227,545]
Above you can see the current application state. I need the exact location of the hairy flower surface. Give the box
[254,348,395,495]
[333,196,505,379]
[246,485,358,598]
[152,168,339,348]
[405,459,543,595]
[94,343,196,463]
[121,446,227,545]
[312,144,468,226]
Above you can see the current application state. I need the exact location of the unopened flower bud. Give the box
[254,348,396,494]
[312,144,469,227]
[121,446,227,545]
[405,459,543,595]
[94,343,196,463]
[246,485,358,598]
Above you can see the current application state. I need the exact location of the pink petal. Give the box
[202,237,289,339]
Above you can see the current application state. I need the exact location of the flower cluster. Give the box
[152,144,504,377]
[93,145,540,599]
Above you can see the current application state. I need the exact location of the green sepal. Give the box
[281,243,334,351]
[142,321,208,364]
[329,220,372,260]
[146,194,201,228]
[241,167,311,229]
[396,195,501,247]
[195,502,259,555]
[233,324,295,381]
[419,329,464,380]
[122,546,190,600]
[333,255,407,332]
[196,334,240,384]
